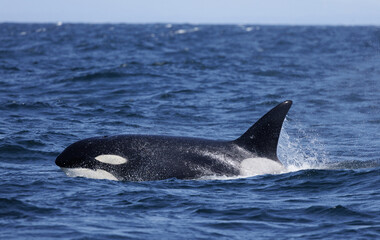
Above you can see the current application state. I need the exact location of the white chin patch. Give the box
[240,158,285,177]
[61,168,119,181]
[95,154,127,165]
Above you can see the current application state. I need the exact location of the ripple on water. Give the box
[0,198,59,219]
[1,24,380,239]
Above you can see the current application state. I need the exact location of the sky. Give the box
[1,0,380,25]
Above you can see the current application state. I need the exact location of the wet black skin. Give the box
[56,100,292,181]
[56,135,252,181]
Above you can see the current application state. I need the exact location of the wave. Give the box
[0,198,58,219]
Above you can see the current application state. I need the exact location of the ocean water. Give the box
[0,23,380,239]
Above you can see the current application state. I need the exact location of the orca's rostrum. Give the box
[56,100,292,181]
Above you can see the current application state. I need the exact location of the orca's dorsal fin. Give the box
[233,100,292,162]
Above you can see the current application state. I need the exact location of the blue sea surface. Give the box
[0,23,380,239]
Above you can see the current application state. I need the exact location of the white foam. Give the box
[36,28,46,33]
[175,29,186,34]
[61,168,118,181]
[174,27,199,35]
[95,154,127,165]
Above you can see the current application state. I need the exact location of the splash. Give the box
[278,119,329,171]
[278,119,379,171]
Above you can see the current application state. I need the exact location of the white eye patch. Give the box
[95,154,127,165]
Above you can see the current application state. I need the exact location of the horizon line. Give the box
[1,21,379,27]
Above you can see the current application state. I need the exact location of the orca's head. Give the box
[55,137,128,180]
[55,139,95,169]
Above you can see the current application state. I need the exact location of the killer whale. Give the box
[55,100,292,181]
